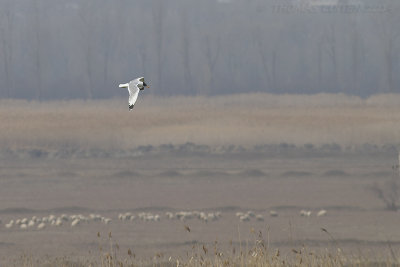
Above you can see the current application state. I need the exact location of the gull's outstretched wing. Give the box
[130,77,144,87]
[128,82,140,110]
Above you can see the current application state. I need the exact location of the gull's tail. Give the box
[119,83,129,88]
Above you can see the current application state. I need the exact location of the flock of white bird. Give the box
[3,214,112,230]
[2,209,327,230]
[118,211,222,223]
[165,211,222,222]
[236,211,266,222]
[300,209,327,217]
[235,209,327,222]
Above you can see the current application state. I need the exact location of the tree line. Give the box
[0,0,399,100]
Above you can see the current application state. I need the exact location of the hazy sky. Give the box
[0,0,398,100]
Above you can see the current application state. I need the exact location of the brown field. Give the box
[1,94,400,266]
[1,93,400,149]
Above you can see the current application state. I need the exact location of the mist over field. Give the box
[0,0,399,99]
[1,0,400,266]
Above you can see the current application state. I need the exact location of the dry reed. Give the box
[12,229,398,267]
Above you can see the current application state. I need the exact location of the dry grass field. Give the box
[1,93,400,266]
[1,93,400,151]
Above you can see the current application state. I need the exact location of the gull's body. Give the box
[119,77,149,111]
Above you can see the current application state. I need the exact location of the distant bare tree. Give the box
[78,1,97,99]
[181,5,194,95]
[351,18,361,93]
[323,24,339,93]
[312,17,341,93]
[317,40,323,91]
[101,4,115,86]
[98,2,120,97]
[34,0,43,100]
[374,2,400,93]
[339,13,365,94]
[253,26,277,92]
[203,34,221,96]
[152,0,166,95]
[0,0,14,98]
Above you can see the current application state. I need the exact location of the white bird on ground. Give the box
[317,209,327,217]
[119,77,150,111]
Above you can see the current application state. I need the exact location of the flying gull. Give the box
[119,77,150,111]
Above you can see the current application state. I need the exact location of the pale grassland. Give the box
[1,93,400,150]
[13,230,397,267]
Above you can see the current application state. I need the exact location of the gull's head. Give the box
[140,77,150,89]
